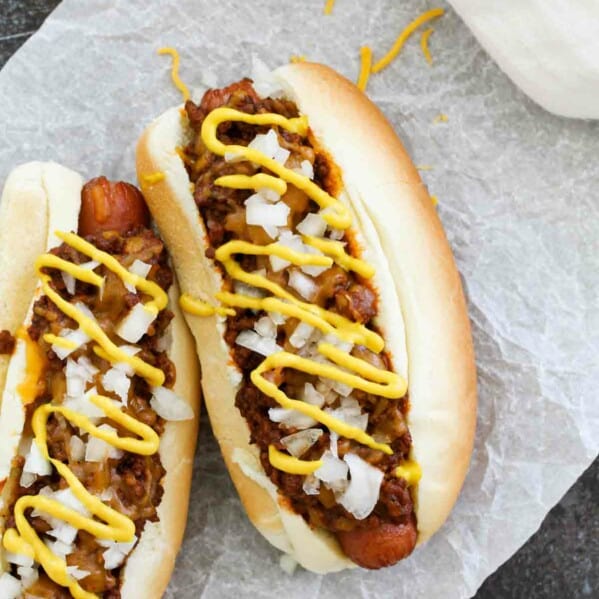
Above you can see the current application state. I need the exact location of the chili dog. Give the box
[137,62,476,571]
[0,162,200,597]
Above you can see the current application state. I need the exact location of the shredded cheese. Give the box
[323,0,336,16]
[420,27,434,65]
[141,172,165,186]
[433,113,448,123]
[372,8,444,73]
[357,46,372,92]
[157,47,191,102]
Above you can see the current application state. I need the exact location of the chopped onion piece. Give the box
[254,316,277,338]
[16,566,38,589]
[66,356,97,399]
[63,386,105,422]
[289,321,315,349]
[115,303,157,343]
[303,383,325,407]
[249,129,290,165]
[19,471,37,488]
[61,271,76,295]
[325,398,368,431]
[85,425,123,462]
[331,380,353,397]
[125,260,152,292]
[314,450,348,484]
[329,227,345,241]
[44,539,73,559]
[102,367,131,405]
[269,311,287,326]
[100,537,137,570]
[281,429,323,457]
[245,194,290,231]
[297,212,327,237]
[111,345,140,376]
[236,330,281,357]
[66,566,90,581]
[233,280,266,299]
[48,522,78,545]
[53,488,91,517]
[258,187,280,203]
[5,551,33,568]
[338,453,384,520]
[268,407,317,430]
[251,55,284,98]
[52,327,90,360]
[330,430,339,458]
[69,435,86,461]
[150,386,194,421]
[269,230,304,271]
[321,334,353,353]
[0,573,22,598]
[302,473,321,496]
[292,159,314,180]
[288,269,318,300]
[23,441,52,476]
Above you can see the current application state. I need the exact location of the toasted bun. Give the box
[136,62,476,571]
[0,163,201,597]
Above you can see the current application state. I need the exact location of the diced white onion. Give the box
[150,386,194,421]
[293,159,314,180]
[330,430,339,458]
[321,334,353,354]
[52,328,90,360]
[61,271,76,295]
[325,398,368,431]
[251,55,284,98]
[269,311,287,326]
[297,213,327,238]
[112,345,140,376]
[48,522,78,545]
[102,367,131,405]
[0,573,22,599]
[258,187,280,203]
[23,441,52,476]
[85,425,123,462]
[254,316,277,339]
[331,380,353,398]
[53,488,91,517]
[279,554,298,575]
[63,386,105,422]
[16,566,38,589]
[314,450,348,485]
[125,260,152,292]
[303,383,325,407]
[281,429,323,457]
[66,566,90,581]
[66,356,98,399]
[338,453,384,520]
[235,330,281,357]
[269,230,304,271]
[5,552,33,568]
[19,471,37,488]
[288,269,318,300]
[302,473,321,496]
[69,435,86,461]
[79,260,100,271]
[246,198,290,229]
[289,322,315,349]
[115,303,157,343]
[248,129,290,165]
[99,537,137,570]
[233,280,266,299]
[44,539,73,559]
[268,408,317,430]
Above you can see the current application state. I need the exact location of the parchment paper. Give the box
[0,1,597,598]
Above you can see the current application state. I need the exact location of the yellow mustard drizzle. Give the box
[179,293,235,317]
[420,28,435,65]
[42,334,78,350]
[357,46,373,92]
[16,327,45,406]
[394,461,422,485]
[3,232,169,597]
[141,172,166,186]
[181,109,414,477]
[3,395,159,599]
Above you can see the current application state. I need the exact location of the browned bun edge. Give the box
[0,163,201,597]
[136,62,476,570]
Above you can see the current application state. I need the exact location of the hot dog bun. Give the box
[136,62,476,571]
[0,162,200,597]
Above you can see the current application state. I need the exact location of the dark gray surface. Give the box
[0,1,596,597]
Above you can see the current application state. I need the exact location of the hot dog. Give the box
[136,62,476,571]
[0,163,200,597]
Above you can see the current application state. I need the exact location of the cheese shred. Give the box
[357,46,373,92]
[420,27,434,65]
[324,0,336,16]
[157,47,191,102]
[372,8,444,73]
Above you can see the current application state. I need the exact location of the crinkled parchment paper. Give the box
[0,1,597,597]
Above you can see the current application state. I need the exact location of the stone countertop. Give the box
[0,1,596,597]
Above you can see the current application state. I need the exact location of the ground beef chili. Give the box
[0,329,15,354]
[184,82,416,538]
[2,227,174,598]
